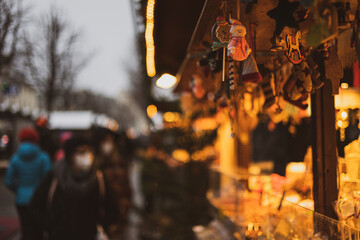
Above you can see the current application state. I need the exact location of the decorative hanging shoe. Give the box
[242,54,263,84]
[260,73,276,110]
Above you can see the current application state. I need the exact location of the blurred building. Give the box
[0,71,40,161]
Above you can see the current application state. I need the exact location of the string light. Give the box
[156,73,177,89]
[341,83,349,89]
[145,0,156,77]
[147,104,157,118]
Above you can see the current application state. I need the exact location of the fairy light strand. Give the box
[145,0,156,77]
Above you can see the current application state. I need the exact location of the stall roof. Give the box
[150,0,205,76]
[49,111,96,130]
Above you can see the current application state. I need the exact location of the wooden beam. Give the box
[311,72,338,220]
[176,0,223,89]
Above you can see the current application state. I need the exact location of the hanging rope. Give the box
[237,0,240,19]
[220,0,228,18]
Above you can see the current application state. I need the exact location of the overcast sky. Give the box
[27,0,136,97]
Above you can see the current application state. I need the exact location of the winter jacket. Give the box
[5,142,51,205]
[30,161,119,240]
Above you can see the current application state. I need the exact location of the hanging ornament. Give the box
[241,54,262,84]
[267,0,300,36]
[211,16,231,51]
[284,62,312,99]
[285,31,304,64]
[190,75,206,99]
[324,45,343,95]
[260,73,276,110]
[267,0,300,51]
[306,55,324,91]
[227,19,251,61]
[229,58,235,90]
[273,58,284,112]
[198,42,222,74]
[283,62,313,109]
[211,14,230,87]
[214,79,230,102]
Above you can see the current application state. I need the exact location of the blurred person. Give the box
[30,136,119,240]
[5,127,51,240]
[94,128,131,231]
[53,131,73,162]
[35,116,57,161]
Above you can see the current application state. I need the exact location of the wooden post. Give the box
[311,76,338,220]
[236,136,251,170]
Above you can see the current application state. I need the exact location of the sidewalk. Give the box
[0,171,20,240]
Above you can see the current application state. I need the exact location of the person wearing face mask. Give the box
[94,128,131,234]
[30,136,119,240]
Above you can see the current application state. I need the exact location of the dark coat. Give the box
[30,165,119,240]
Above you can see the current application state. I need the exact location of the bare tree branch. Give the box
[24,7,90,113]
[0,0,26,72]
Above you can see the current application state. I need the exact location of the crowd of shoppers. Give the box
[5,126,131,240]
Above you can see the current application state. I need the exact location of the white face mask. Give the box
[101,142,114,155]
[74,152,94,171]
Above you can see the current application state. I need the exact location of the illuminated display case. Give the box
[206,170,360,240]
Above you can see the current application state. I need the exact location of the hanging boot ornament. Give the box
[242,54,263,84]
[260,73,276,110]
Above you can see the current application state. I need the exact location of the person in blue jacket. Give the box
[5,127,51,240]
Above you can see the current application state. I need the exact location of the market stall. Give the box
[137,0,360,238]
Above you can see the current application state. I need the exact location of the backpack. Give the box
[46,171,109,240]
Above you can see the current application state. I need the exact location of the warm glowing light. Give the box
[338,120,343,127]
[109,120,119,132]
[145,0,156,77]
[147,105,157,118]
[335,88,360,109]
[126,128,138,139]
[156,74,177,89]
[285,194,301,204]
[287,162,306,173]
[341,83,349,89]
[172,149,190,162]
[286,162,306,184]
[341,110,348,120]
[193,117,218,131]
[163,112,180,122]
